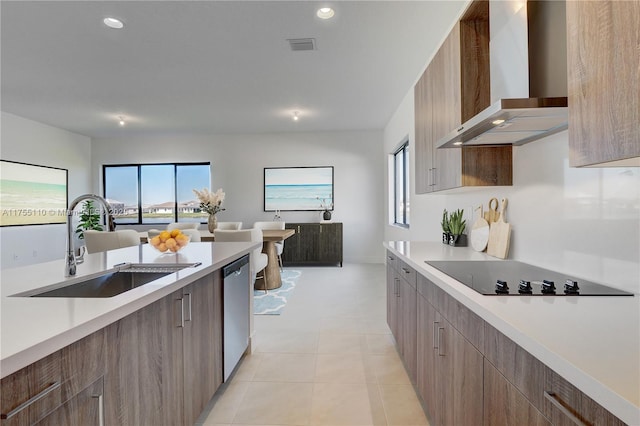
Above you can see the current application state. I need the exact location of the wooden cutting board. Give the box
[470,205,490,252]
[484,197,500,224]
[487,198,511,259]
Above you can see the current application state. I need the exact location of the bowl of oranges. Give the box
[148,229,191,253]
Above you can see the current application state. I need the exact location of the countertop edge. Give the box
[0,244,258,379]
[384,242,640,426]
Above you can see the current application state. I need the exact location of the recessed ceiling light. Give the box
[453,141,463,146]
[293,111,300,121]
[316,7,335,19]
[492,119,505,125]
[118,116,126,126]
[104,17,124,29]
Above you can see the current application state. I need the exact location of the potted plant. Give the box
[75,199,104,240]
[441,209,450,244]
[448,208,467,247]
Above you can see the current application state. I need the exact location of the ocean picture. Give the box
[0,160,67,226]
[264,167,333,211]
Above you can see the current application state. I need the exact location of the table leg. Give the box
[255,241,282,290]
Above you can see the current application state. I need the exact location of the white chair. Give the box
[253,221,285,270]
[84,229,140,254]
[167,222,199,231]
[214,229,268,292]
[216,221,243,230]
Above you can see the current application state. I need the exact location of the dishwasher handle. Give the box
[223,254,250,278]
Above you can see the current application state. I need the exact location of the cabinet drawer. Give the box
[386,250,398,271]
[484,324,546,410]
[1,330,106,426]
[397,260,417,289]
[544,369,626,426]
[431,282,484,351]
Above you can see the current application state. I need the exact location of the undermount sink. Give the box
[19,263,199,298]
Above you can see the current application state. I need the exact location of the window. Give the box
[393,141,410,226]
[104,163,210,225]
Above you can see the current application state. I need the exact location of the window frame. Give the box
[103,162,210,225]
[392,140,410,227]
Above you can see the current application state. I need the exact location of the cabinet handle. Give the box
[297,226,300,233]
[437,327,445,356]
[92,393,105,426]
[178,297,185,328]
[543,391,587,426]
[401,267,410,275]
[1,381,61,419]
[433,321,440,349]
[387,255,395,261]
[431,168,437,187]
[185,292,192,322]
[395,278,401,297]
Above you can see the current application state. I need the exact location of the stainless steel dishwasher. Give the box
[222,254,250,381]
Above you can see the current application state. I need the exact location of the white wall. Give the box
[91,131,385,263]
[383,93,640,294]
[0,112,92,268]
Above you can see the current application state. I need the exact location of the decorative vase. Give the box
[207,214,217,233]
[323,210,332,220]
[449,234,468,247]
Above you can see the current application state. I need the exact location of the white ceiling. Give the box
[1,1,467,139]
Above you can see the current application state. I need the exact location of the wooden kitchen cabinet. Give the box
[35,377,104,426]
[182,271,223,426]
[1,330,106,426]
[415,274,483,426]
[105,272,223,426]
[283,223,342,266]
[484,359,551,426]
[415,0,512,194]
[386,254,417,383]
[567,1,640,167]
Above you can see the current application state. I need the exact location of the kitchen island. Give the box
[0,241,259,425]
[385,241,639,426]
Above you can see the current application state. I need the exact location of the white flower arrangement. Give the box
[193,188,226,215]
[317,196,333,211]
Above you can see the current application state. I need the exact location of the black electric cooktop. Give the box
[425,260,634,296]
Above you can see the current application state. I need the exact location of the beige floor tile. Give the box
[317,333,368,354]
[362,318,392,335]
[365,334,398,355]
[232,353,263,381]
[254,330,319,354]
[233,382,313,425]
[310,382,386,426]
[319,316,365,334]
[201,381,250,424]
[253,353,317,382]
[366,354,411,384]
[314,353,374,384]
[379,384,429,425]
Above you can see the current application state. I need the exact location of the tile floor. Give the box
[197,263,429,426]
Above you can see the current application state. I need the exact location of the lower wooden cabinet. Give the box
[1,330,106,426]
[484,359,550,426]
[415,280,483,426]
[35,377,104,426]
[283,223,342,266]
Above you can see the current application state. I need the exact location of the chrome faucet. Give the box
[65,194,114,276]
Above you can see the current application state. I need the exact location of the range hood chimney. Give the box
[438,0,568,149]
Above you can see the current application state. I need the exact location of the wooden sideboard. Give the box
[282,222,343,267]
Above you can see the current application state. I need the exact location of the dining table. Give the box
[138,228,295,289]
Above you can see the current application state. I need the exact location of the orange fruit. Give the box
[175,234,189,246]
[150,236,161,246]
[169,245,179,252]
[159,231,171,242]
[157,242,167,252]
[170,229,181,238]
[165,238,177,249]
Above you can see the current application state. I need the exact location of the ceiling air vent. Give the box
[288,38,316,51]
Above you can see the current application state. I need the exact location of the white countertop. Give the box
[384,241,640,426]
[0,241,260,379]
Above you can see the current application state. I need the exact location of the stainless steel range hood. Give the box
[438,0,568,149]
[437,97,567,148]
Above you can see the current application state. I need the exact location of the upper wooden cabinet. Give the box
[415,0,512,194]
[567,1,640,167]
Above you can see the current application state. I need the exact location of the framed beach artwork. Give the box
[264,166,333,211]
[0,160,68,226]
